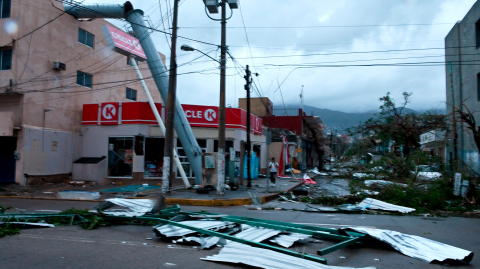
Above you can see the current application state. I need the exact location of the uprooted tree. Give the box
[348,92,446,157]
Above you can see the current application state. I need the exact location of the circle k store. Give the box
[79,101,266,185]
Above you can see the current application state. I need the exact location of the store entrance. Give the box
[144,138,165,178]
[0,137,16,183]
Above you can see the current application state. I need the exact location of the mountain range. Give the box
[285,105,445,134]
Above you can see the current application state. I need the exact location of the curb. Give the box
[0,182,305,206]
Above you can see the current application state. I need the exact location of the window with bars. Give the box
[78,28,94,48]
[0,49,12,70]
[0,0,11,19]
[77,71,92,88]
[126,88,137,101]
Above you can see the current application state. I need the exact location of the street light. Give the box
[201,0,239,195]
[181,45,220,63]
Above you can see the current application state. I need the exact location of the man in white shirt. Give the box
[269,157,279,187]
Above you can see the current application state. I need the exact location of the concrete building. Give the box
[0,0,266,185]
[445,1,480,172]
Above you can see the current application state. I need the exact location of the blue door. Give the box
[0,137,16,183]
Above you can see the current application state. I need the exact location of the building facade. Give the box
[445,1,480,172]
[0,0,266,185]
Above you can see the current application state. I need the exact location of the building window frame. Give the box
[126,87,137,101]
[0,49,12,71]
[77,71,93,88]
[477,73,480,102]
[0,0,11,19]
[78,28,95,48]
[176,139,207,178]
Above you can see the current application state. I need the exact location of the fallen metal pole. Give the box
[129,55,190,188]
[150,217,327,264]
[64,2,204,185]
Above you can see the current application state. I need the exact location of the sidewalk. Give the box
[0,174,306,206]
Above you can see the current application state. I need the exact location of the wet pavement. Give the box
[315,176,351,197]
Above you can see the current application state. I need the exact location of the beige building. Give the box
[0,0,161,185]
[0,0,267,186]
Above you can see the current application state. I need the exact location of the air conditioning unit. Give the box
[53,61,66,71]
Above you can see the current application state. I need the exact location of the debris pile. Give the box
[0,199,474,268]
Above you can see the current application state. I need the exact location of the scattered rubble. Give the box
[0,199,475,268]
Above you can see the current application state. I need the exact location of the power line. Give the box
[237,1,264,96]
[232,46,480,60]
[179,22,456,29]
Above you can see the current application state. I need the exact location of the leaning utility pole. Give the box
[245,65,252,188]
[163,0,180,194]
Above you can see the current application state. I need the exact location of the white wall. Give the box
[22,126,72,175]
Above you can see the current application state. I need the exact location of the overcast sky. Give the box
[89,0,476,113]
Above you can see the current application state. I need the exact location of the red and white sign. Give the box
[102,25,147,61]
[183,105,219,126]
[100,102,119,125]
[82,102,262,135]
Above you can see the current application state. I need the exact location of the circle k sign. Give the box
[102,104,117,119]
[100,102,119,125]
[204,109,216,122]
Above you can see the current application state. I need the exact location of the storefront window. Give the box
[108,137,133,177]
[177,139,207,177]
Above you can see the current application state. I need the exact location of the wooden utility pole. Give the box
[163,0,180,193]
[245,65,252,188]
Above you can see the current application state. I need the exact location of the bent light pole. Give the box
[64,1,203,185]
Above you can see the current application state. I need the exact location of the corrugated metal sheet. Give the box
[202,242,376,269]
[104,198,155,213]
[358,198,415,213]
[269,233,311,248]
[179,236,225,249]
[345,227,473,264]
[234,226,281,242]
[154,221,235,237]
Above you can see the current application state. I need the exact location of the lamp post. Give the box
[201,0,239,195]
[180,45,220,64]
[42,109,52,151]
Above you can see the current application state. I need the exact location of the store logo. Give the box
[204,109,216,122]
[102,104,117,119]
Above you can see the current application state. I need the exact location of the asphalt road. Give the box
[0,198,478,269]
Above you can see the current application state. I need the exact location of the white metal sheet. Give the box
[345,227,473,264]
[358,198,415,213]
[155,221,235,237]
[202,242,376,269]
[269,233,311,248]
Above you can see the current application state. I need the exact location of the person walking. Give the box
[269,157,279,187]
